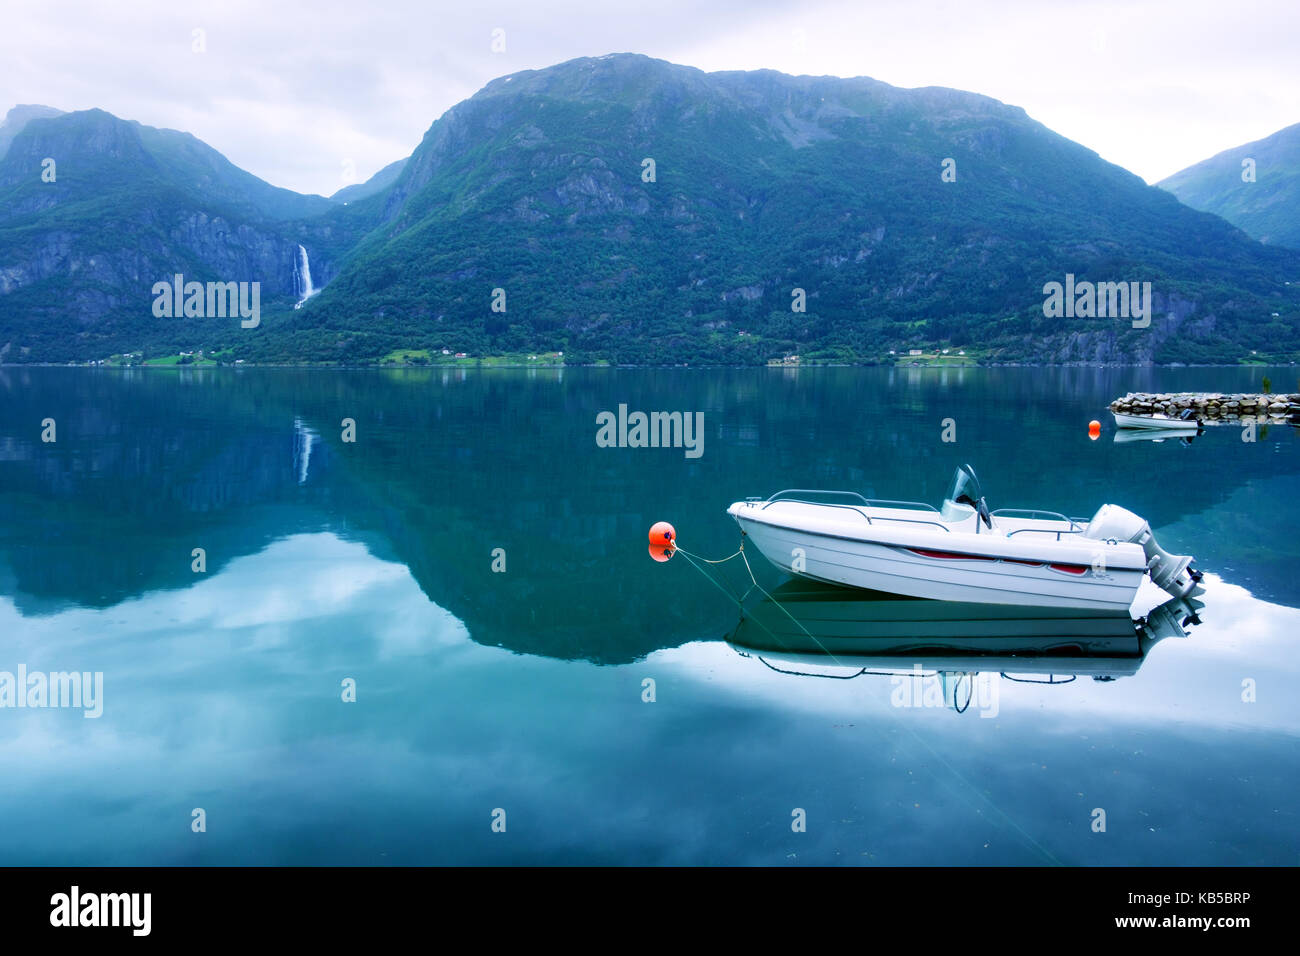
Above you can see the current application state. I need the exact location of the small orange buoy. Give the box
[1088,420,1101,440]
[648,521,676,546]
[649,543,675,562]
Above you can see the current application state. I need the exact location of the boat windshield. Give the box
[944,465,984,509]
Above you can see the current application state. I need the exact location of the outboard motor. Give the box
[1141,593,1204,641]
[1084,504,1203,598]
[1137,593,1205,657]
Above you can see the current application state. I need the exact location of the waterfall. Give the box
[293,244,319,309]
[293,417,318,484]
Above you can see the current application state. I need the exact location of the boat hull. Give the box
[729,505,1146,610]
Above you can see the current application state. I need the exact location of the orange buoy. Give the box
[1088,420,1101,440]
[649,543,675,562]
[648,521,676,546]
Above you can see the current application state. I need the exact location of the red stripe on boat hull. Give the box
[906,549,1089,575]
[907,548,994,562]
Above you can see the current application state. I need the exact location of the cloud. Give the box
[1,0,1295,194]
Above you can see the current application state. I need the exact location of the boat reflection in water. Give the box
[727,581,1204,715]
[1113,427,1202,445]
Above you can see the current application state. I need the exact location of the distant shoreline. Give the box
[3,361,1295,370]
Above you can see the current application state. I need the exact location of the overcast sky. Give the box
[2,0,1295,197]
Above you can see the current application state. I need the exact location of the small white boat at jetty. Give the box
[726,466,1202,611]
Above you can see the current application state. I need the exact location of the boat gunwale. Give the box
[728,501,1149,571]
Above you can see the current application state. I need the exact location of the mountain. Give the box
[271,54,1300,366]
[1,55,1298,365]
[331,157,408,203]
[0,108,373,361]
[0,105,64,159]
[1159,123,1300,250]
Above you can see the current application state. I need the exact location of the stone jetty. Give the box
[1109,392,1300,423]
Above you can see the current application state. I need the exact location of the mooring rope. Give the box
[671,540,850,666]
[675,546,745,565]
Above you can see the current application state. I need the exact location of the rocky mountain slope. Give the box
[0,108,380,360]
[0,105,65,159]
[271,55,1300,365]
[1,55,1297,364]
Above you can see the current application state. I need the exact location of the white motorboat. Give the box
[1113,410,1200,430]
[726,465,1202,611]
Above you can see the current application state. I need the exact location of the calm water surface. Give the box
[0,366,1297,865]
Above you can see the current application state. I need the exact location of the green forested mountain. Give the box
[1,55,1298,365]
[0,105,64,159]
[1159,123,1300,251]
[331,158,408,204]
[0,108,383,361]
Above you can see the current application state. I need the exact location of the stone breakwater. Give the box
[1109,392,1300,423]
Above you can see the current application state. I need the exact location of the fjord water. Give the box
[1,366,1297,866]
